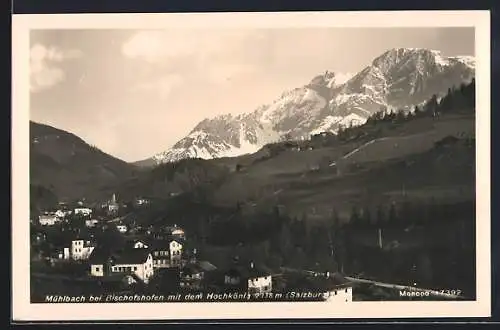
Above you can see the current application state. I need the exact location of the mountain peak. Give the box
[146,48,475,165]
[308,70,353,89]
[372,48,475,72]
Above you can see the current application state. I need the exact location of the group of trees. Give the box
[336,79,475,142]
[186,194,474,273]
[342,198,474,230]
[30,184,59,217]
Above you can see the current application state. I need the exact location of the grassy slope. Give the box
[30,121,137,202]
[207,114,475,220]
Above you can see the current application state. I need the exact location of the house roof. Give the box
[89,247,151,265]
[145,238,182,249]
[89,247,112,264]
[112,248,151,265]
[198,260,217,272]
[181,263,204,276]
[124,238,149,248]
[39,214,57,219]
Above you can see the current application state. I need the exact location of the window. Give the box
[95,267,100,272]
[345,288,348,293]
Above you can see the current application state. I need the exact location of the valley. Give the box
[28,55,477,301]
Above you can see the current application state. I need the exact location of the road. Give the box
[344,276,464,299]
[280,267,463,299]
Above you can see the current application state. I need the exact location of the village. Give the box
[30,193,354,303]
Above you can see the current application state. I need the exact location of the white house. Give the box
[85,219,99,228]
[130,238,183,268]
[74,208,92,216]
[116,224,128,233]
[166,225,185,240]
[38,214,59,226]
[135,197,149,206]
[89,248,154,284]
[130,239,149,249]
[322,285,353,303]
[309,273,354,303]
[169,239,183,266]
[147,225,185,240]
[63,238,96,260]
[224,262,272,294]
[180,263,205,289]
[55,209,71,219]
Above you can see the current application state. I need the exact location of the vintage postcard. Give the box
[12,10,491,321]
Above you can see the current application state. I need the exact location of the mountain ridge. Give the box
[29,120,137,202]
[143,47,474,166]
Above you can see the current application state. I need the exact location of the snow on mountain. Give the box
[149,48,475,165]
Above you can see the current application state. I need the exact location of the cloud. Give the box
[30,44,83,92]
[121,30,264,90]
[131,74,183,99]
[122,30,201,62]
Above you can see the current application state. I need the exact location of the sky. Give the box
[29,28,474,162]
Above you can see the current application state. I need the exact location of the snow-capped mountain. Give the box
[148,48,475,165]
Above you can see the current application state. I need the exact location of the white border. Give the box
[12,10,491,321]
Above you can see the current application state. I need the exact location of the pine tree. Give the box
[331,207,340,230]
[464,79,475,110]
[400,199,413,225]
[278,221,293,256]
[440,87,454,113]
[337,125,344,140]
[376,204,385,225]
[424,94,439,117]
[395,109,406,122]
[363,207,372,226]
[350,205,361,225]
[388,203,397,224]
[385,110,395,122]
[413,105,422,118]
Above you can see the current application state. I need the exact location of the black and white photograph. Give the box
[12,10,491,321]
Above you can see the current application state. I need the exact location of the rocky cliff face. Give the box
[147,48,474,165]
